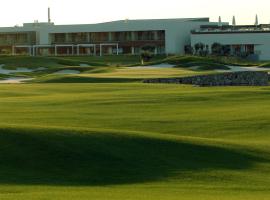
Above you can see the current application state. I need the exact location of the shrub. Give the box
[211,43,223,55]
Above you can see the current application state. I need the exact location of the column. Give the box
[77,45,80,56]
[154,47,158,55]
[86,47,91,55]
[55,46,57,56]
[108,47,113,55]
[33,46,35,56]
[12,46,15,56]
[131,47,135,55]
[72,45,74,55]
[100,44,102,56]
[116,44,119,55]
[29,46,32,56]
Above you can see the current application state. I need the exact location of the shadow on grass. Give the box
[0,127,265,186]
[35,76,141,83]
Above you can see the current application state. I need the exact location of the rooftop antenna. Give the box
[48,7,51,23]
[232,15,236,26]
[255,14,258,26]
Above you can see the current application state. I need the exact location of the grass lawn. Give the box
[31,67,209,83]
[0,55,270,199]
[0,83,270,199]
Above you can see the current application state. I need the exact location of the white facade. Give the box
[0,18,220,56]
[191,30,270,61]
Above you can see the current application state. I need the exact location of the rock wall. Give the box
[143,71,269,86]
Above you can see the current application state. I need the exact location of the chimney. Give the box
[48,7,51,23]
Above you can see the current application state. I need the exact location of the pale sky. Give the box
[0,0,269,27]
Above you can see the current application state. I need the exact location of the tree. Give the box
[141,45,155,62]
[222,45,231,56]
[194,43,205,55]
[184,45,193,55]
[194,43,201,55]
[211,43,223,55]
[205,45,209,55]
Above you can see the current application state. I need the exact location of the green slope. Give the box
[0,126,264,186]
[0,83,270,199]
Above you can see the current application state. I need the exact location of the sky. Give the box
[0,0,269,26]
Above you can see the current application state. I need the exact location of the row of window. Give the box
[0,33,36,45]
[51,31,165,43]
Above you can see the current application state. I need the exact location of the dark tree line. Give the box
[185,43,231,56]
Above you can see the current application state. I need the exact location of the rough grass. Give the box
[0,83,270,199]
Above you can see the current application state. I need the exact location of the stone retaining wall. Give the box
[143,71,269,86]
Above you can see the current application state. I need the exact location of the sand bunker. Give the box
[0,77,34,84]
[53,70,80,75]
[0,64,46,74]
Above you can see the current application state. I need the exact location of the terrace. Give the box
[192,24,270,34]
[49,31,165,55]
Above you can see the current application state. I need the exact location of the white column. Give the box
[116,44,119,55]
[154,47,158,55]
[108,47,112,55]
[77,45,79,56]
[131,47,135,55]
[55,46,57,56]
[87,47,91,55]
[100,44,102,56]
[29,46,32,56]
[12,46,15,56]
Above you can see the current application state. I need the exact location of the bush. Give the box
[211,43,223,55]
[141,51,153,62]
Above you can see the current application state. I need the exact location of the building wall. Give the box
[0,18,223,54]
[43,19,216,54]
[0,18,219,55]
[191,32,270,60]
